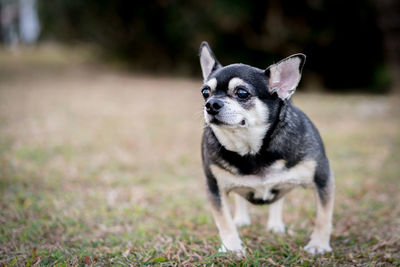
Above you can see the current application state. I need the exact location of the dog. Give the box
[199,42,334,257]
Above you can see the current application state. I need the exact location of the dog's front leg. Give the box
[205,172,245,257]
[210,191,245,257]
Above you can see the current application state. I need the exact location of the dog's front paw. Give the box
[218,244,246,258]
[233,216,251,227]
[304,241,332,255]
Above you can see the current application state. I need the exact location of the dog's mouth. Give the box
[210,117,246,127]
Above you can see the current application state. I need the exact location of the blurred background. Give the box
[1,0,399,92]
[0,0,399,265]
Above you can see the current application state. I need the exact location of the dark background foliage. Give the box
[38,0,399,92]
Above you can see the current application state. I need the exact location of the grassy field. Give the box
[0,47,399,266]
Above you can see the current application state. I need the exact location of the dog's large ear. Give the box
[199,42,221,81]
[265,54,306,100]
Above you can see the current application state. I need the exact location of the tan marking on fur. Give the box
[304,173,335,254]
[210,160,316,196]
[228,77,249,95]
[205,78,217,92]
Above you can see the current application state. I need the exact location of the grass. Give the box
[0,46,399,266]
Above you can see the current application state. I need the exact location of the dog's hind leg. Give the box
[267,197,286,233]
[304,170,335,254]
[233,193,251,227]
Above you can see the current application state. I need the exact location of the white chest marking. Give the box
[210,160,316,200]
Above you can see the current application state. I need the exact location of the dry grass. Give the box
[0,46,399,266]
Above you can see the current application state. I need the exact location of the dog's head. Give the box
[199,41,305,131]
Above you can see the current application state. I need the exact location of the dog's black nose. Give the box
[205,99,224,115]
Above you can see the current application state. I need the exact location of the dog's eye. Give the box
[202,88,211,99]
[236,88,250,99]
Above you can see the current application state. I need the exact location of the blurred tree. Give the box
[373,0,400,92]
[0,0,40,46]
[37,0,393,92]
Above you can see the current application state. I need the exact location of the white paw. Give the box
[233,216,251,227]
[218,244,246,258]
[218,245,227,253]
[304,242,332,255]
[267,223,286,234]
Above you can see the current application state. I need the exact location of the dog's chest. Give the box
[210,160,316,202]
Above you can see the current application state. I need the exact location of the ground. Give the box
[0,46,399,266]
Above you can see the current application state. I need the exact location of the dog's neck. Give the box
[210,122,269,156]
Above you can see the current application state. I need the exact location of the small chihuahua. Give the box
[199,42,334,256]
